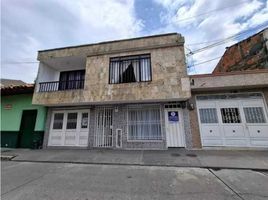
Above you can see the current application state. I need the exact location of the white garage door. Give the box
[196,93,268,147]
[48,110,90,147]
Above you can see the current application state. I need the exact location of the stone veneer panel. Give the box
[33,34,190,106]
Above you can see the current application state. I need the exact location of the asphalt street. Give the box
[1,161,268,200]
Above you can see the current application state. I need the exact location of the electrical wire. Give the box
[186,23,268,55]
[172,1,248,23]
[190,53,268,67]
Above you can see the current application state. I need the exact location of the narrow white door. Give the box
[165,109,185,147]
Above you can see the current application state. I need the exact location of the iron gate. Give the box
[94,107,113,147]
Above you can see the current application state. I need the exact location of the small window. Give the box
[199,108,218,123]
[221,108,241,123]
[66,113,77,129]
[53,113,64,129]
[81,113,89,128]
[244,107,266,123]
[109,54,151,84]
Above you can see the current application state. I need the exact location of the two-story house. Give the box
[32,33,192,149]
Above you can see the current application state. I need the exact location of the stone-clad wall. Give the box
[38,33,184,60]
[85,47,189,103]
[33,34,190,105]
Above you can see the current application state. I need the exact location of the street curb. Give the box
[5,159,268,171]
[1,155,16,161]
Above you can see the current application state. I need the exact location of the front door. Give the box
[18,110,37,148]
[48,110,90,147]
[94,107,113,147]
[165,109,185,147]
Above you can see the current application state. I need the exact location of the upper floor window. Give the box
[59,70,85,90]
[109,54,151,84]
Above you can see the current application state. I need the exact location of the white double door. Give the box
[165,109,185,147]
[197,98,268,147]
[48,110,90,147]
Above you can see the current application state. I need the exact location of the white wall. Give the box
[38,62,60,82]
[35,62,60,92]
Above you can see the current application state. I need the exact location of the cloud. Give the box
[1,0,143,82]
[1,0,267,82]
[153,0,268,74]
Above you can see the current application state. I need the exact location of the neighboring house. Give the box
[0,78,26,88]
[213,27,268,73]
[190,73,268,148]
[188,28,268,149]
[1,84,47,148]
[32,33,193,149]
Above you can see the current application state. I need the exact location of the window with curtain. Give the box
[199,108,218,123]
[109,54,151,84]
[59,70,85,90]
[128,107,162,140]
[243,107,266,123]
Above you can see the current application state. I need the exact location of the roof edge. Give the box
[38,33,181,53]
[190,69,268,78]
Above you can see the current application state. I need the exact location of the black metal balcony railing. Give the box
[39,80,85,92]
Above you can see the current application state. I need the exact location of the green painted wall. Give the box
[1,94,47,131]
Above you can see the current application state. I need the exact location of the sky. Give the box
[1,0,268,83]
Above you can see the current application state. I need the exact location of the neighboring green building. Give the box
[1,84,47,148]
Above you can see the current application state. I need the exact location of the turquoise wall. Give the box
[1,94,47,131]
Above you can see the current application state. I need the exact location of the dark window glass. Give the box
[53,113,64,129]
[109,54,151,84]
[221,108,241,123]
[59,70,85,90]
[66,113,77,129]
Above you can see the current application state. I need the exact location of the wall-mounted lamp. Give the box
[187,101,195,110]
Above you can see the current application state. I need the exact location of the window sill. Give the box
[127,139,163,142]
[108,80,152,85]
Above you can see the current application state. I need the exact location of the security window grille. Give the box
[244,107,266,123]
[66,113,77,129]
[221,108,241,123]
[109,54,151,84]
[53,113,64,129]
[199,108,218,123]
[59,70,85,90]
[128,107,161,140]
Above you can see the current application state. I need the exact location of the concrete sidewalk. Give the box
[1,148,268,170]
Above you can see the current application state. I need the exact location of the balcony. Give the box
[39,80,85,92]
